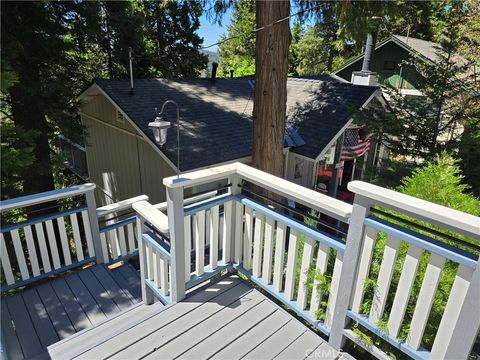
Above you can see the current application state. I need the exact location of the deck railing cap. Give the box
[0,183,96,212]
[348,180,480,239]
[163,162,352,222]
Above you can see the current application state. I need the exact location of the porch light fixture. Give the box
[148,100,181,178]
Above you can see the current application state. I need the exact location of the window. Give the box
[384,61,396,71]
[116,110,125,124]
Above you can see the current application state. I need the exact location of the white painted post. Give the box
[328,195,371,350]
[84,189,105,263]
[166,186,186,303]
[136,217,154,305]
[229,175,241,263]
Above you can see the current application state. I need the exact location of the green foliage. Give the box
[218,0,256,77]
[458,117,480,197]
[398,151,480,216]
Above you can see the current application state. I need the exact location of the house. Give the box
[78,76,381,205]
[332,34,472,96]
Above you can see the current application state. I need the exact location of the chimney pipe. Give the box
[211,62,218,82]
[230,69,234,78]
[362,31,378,71]
[128,46,134,95]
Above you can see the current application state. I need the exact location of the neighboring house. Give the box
[78,76,380,205]
[333,34,463,96]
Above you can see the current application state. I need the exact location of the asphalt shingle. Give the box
[96,76,377,170]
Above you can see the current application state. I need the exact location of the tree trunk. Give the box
[252,0,290,178]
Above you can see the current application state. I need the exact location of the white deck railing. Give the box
[133,162,479,360]
[0,185,145,291]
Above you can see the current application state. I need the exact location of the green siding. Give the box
[335,41,425,90]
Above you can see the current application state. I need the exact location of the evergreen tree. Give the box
[218,0,256,77]
[373,3,480,162]
[144,1,208,78]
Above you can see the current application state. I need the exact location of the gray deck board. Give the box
[1,301,24,360]
[76,268,121,315]
[144,289,266,359]
[75,277,243,359]
[90,265,134,311]
[114,263,142,300]
[243,316,307,359]
[178,300,277,359]
[68,275,337,360]
[36,283,76,340]
[274,330,326,360]
[211,311,292,360]
[109,282,252,359]
[22,288,60,348]
[3,263,142,360]
[107,265,141,304]
[50,278,92,332]
[5,295,44,358]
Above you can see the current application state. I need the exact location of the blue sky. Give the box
[197,8,232,52]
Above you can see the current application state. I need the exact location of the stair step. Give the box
[47,301,166,360]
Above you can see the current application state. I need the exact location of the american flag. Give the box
[340,127,371,161]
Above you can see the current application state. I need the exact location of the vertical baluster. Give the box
[136,217,154,305]
[252,213,265,278]
[160,257,169,296]
[297,236,315,310]
[23,226,40,277]
[81,210,95,257]
[118,226,128,256]
[325,251,344,328]
[153,249,161,289]
[222,201,233,263]
[108,230,120,260]
[0,234,15,285]
[194,210,205,276]
[406,253,445,349]
[272,223,286,292]
[369,235,401,324]
[100,232,110,263]
[70,213,84,261]
[243,207,254,271]
[57,217,72,266]
[309,243,330,317]
[430,264,479,359]
[127,223,135,253]
[11,229,29,280]
[388,244,423,337]
[45,220,61,269]
[234,202,244,264]
[261,217,275,284]
[146,243,154,281]
[210,205,219,269]
[284,229,299,300]
[34,223,51,273]
[350,227,377,313]
[184,215,192,282]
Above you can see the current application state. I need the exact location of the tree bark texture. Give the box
[252,0,290,178]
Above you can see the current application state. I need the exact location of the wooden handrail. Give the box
[0,183,96,212]
[348,181,480,239]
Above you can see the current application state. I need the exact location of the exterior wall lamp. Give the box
[148,100,180,178]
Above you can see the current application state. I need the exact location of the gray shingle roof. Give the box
[96,76,377,171]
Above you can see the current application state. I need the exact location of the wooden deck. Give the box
[48,274,340,360]
[1,262,146,360]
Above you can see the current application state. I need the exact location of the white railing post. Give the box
[328,194,372,350]
[84,189,105,263]
[229,175,241,262]
[136,216,154,305]
[166,186,186,302]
